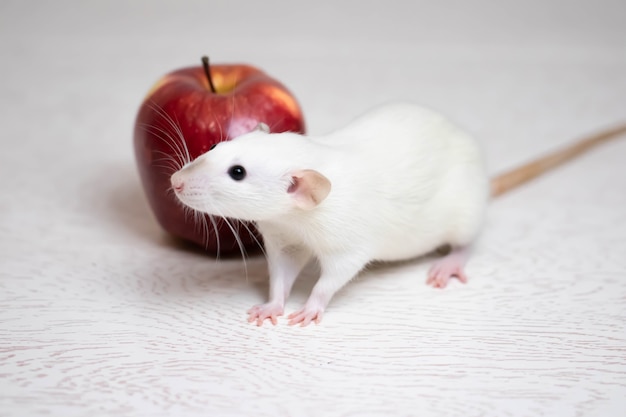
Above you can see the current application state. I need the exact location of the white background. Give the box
[1,1,625,416]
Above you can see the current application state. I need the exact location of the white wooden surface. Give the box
[1,1,625,416]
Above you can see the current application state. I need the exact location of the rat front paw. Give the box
[247,303,284,326]
[287,306,324,327]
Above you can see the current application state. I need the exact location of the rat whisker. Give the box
[212,112,226,144]
[152,149,183,165]
[236,219,266,260]
[229,88,238,139]
[152,153,182,174]
[209,202,248,279]
[170,111,192,164]
[184,206,214,257]
[266,118,283,133]
[205,212,222,260]
[141,123,188,170]
[146,101,192,167]
[152,164,179,174]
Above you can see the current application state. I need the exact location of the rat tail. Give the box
[490,123,626,197]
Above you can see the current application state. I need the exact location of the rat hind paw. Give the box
[426,248,469,289]
[427,263,468,288]
[287,307,324,327]
[247,303,284,326]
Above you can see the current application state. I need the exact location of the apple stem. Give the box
[201,56,217,93]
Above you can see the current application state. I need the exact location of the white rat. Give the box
[170,102,626,326]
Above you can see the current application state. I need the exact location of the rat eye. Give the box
[228,165,246,181]
[209,144,217,151]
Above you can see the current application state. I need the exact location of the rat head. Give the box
[170,130,331,222]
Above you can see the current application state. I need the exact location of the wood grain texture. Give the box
[1,1,626,416]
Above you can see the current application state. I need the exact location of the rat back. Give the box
[305,103,489,261]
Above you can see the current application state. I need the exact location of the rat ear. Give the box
[288,169,331,210]
[255,122,270,133]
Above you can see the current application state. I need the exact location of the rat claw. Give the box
[288,308,323,326]
[247,303,283,326]
[428,268,452,288]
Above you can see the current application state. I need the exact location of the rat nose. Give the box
[171,173,185,193]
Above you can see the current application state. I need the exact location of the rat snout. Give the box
[169,163,212,214]
[170,157,208,202]
[170,171,185,194]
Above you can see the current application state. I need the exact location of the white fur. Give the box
[171,102,489,323]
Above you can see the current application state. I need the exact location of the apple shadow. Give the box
[92,161,268,294]
[97,161,171,248]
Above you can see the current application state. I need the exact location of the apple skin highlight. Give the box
[134,62,306,255]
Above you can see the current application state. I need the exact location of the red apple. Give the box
[133,57,306,255]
